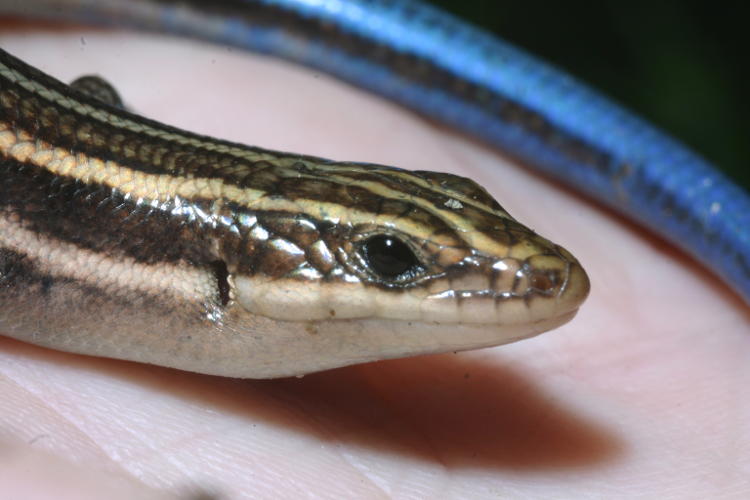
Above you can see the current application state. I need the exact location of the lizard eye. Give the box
[361,235,422,281]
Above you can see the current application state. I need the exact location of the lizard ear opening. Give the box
[210,260,232,307]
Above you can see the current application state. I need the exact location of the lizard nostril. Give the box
[529,272,555,293]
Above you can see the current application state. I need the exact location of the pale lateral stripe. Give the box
[1,57,505,218]
[0,123,512,254]
[0,211,215,304]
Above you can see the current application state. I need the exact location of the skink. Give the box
[0,0,747,378]
[3,0,748,305]
[0,44,589,377]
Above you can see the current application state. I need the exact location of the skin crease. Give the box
[0,27,748,500]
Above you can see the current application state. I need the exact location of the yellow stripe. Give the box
[2,52,517,255]
[1,118,518,255]
[1,60,280,163]
[3,59,507,219]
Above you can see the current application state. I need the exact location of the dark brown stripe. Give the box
[0,156,325,278]
[1,48,529,262]
[0,144,528,277]
[0,63,269,176]
[0,46,548,281]
[1,47,517,223]
[0,156,217,266]
[0,157,463,280]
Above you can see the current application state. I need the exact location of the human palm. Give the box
[1,30,748,499]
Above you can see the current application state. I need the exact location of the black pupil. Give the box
[363,235,420,279]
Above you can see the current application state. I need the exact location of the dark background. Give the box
[429,1,748,191]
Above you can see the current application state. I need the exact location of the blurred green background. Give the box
[429,1,748,191]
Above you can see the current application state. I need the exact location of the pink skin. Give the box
[1,27,748,500]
